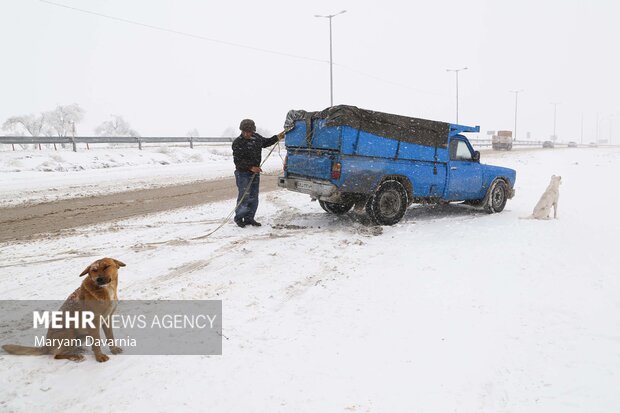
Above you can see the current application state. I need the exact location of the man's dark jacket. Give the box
[232,133,279,172]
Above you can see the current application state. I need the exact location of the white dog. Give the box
[531,175,562,219]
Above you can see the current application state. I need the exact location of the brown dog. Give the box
[2,257,126,362]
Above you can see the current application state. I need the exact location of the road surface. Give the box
[0,175,280,243]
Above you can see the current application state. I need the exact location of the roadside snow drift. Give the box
[1,147,619,412]
[0,144,285,206]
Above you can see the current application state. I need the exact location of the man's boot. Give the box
[245,218,262,227]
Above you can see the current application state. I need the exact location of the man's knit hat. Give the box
[239,119,256,132]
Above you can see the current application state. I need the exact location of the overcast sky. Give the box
[1,0,618,141]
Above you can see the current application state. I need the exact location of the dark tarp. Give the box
[284,105,451,148]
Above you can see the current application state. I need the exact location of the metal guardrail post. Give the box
[137,137,142,150]
[71,137,77,152]
[189,137,194,149]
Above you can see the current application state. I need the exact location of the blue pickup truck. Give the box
[278,105,516,225]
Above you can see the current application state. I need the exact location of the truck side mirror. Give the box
[473,151,480,162]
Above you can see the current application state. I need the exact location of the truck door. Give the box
[446,138,483,200]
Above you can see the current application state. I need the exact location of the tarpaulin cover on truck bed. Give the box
[284,105,451,148]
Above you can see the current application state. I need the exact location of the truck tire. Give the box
[484,179,508,213]
[319,200,354,215]
[365,180,408,225]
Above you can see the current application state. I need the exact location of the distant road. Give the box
[0,175,280,243]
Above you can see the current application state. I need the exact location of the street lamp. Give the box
[550,102,560,141]
[597,113,616,144]
[446,67,468,124]
[509,90,524,141]
[315,10,347,107]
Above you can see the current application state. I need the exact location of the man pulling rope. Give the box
[232,119,285,228]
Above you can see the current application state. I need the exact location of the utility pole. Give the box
[550,102,560,141]
[446,67,468,124]
[509,90,523,141]
[315,10,347,107]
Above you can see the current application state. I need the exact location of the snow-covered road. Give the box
[1,147,619,412]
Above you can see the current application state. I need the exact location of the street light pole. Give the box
[550,102,560,141]
[446,67,468,124]
[509,90,523,141]
[315,10,346,107]
[599,114,615,145]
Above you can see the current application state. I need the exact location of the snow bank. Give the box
[0,144,286,206]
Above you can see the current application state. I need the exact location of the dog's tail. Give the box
[519,215,534,220]
[2,344,49,356]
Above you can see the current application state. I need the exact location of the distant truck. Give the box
[278,105,516,225]
[492,130,513,150]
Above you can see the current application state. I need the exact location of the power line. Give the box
[334,63,445,97]
[39,0,327,64]
[39,0,445,98]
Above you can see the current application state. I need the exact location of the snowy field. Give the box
[1,147,619,412]
[0,143,285,207]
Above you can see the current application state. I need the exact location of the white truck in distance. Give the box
[492,130,513,150]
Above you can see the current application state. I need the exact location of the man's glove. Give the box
[277,131,285,140]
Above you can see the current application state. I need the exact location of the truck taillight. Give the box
[331,162,341,180]
[283,154,288,171]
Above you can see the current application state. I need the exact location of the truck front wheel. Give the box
[319,200,354,214]
[484,180,508,213]
[366,180,408,225]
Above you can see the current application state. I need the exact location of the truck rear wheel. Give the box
[484,180,508,213]
[366,180,408,225]
[319,200,354,215]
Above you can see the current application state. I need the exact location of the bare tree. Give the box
[46,104,85,137]
[186,128,200,138]
[94,115,139,137]
[2,113,46,136]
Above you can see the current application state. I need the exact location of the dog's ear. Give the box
[113,259,126,268]
[79,264,91,277]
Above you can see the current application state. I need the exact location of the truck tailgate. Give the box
[287,150,335,181]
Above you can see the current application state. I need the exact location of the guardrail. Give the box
[468,139,544,148]
[0,136,234,151]
[1,136,610,152]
